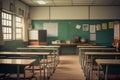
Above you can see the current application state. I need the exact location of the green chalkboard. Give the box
[31,20,117,47]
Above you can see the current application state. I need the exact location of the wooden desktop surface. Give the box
[28,45,60,48]
[79,47,115,50]
[77,45,106,48]
[0,59,35,65]
[96,59,120,65]
[0,52,50,56]
[85,52,120,55]
[17,47,58,50]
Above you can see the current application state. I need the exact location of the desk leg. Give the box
[90,55,93,80]
[97,64,100,80]
[17,65,20,80]
[53,50,56,73]
[79,49,82,68]
[39,57,42,80]
[32,63,35,76]
[57,49,60,64]
[43,55,46,80]
[85,55,89,79]
[105,65,108,80]
[81,51,83,70]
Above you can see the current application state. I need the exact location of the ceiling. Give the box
[20,0,120,7]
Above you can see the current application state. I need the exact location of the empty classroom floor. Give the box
[49,54,86,80]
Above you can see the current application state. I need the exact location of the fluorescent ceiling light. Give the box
[37,1,46,4]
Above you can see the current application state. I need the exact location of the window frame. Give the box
[2,11,13,41]
[15,16,23,40]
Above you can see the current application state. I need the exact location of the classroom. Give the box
[0,0,120,80]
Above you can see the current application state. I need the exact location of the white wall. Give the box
[30,6,120,20]
[90,6,120,19]
[50,6,88,20]
[30,7,49,20]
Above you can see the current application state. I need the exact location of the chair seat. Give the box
[0,73,5,79]
[92,66,103,71]
[25,65,45,70]
[87,65,103,71]
[47,55,55,58]
[40,59,53,64]
[0,73,5,76]
[8,73,37,80]
[95,73,119,80]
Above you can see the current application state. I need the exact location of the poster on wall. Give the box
[102,23,107,30]
[114,22,120,39]
[96,24,101,31]
[43,23,58,37]
[109,22,114,29]
[90,33,96,41]
[90,25,96,33]
[83,24,89,31]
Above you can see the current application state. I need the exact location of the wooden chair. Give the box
[100,65,120,80]
[0,73,5,79]
[7,73,37,80]
[25,59,53,79]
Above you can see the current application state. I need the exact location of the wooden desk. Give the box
[0,52,50,56]
[28,45,60,48]
[0,52,50,80]
[96,59,120,80]
[77,45,106,48]
[27,45,60,64]
[17,47,59,75]
[0,59,35,80]
[77,46,107,61]
[17,47,58,51]
[79,47,116,69]
[52,43,77,46]
[84,52,120,79]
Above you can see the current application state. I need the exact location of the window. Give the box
[15,16,23,39]
[2,12,12,40]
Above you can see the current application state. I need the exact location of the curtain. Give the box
[0,0,4,45]
[22,7,30,42]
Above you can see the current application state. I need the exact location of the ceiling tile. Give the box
[21,0,120,6]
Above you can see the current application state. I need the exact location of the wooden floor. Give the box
[49,54,86,80]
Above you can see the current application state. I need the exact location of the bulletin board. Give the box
[32,20,115,46]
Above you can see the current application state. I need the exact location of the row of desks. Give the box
[17,45,60,67]
[0,45,60,80]
[96,59,120,80]
[78,46,120,80]
[0,58,35,80]
[0,52,50,80]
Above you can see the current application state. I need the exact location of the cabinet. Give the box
[29,30,47,45]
